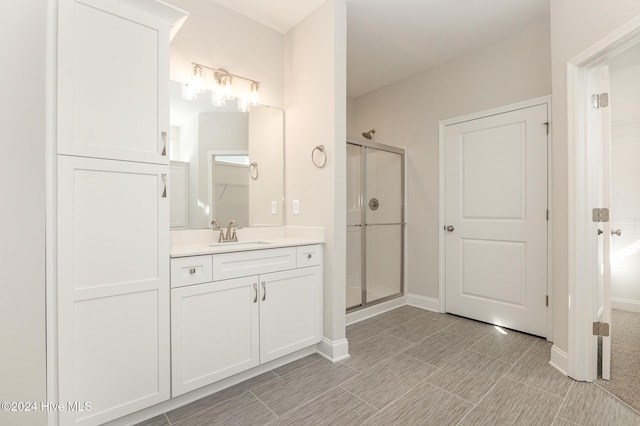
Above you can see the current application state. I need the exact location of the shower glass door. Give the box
[347,141,404,311]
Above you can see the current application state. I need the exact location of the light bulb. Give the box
[249,81,261,106]
[191,65,206,93]
[222,75,234,100]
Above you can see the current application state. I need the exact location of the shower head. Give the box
[362,129,376,140]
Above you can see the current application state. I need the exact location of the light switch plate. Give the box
[293,199,300,215]
[271,201,277,215]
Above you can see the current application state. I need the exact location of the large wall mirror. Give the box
[169,81,284,229]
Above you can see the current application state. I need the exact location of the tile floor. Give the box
[137,306,640,425]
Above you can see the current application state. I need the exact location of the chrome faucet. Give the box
[211,219,223,243]
[224,220,238,242]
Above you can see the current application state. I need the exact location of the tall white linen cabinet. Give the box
[53,0,187,424]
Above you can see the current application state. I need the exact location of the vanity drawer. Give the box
[171,255,213,288]
[296,245,322,268]
[212,247,296,281]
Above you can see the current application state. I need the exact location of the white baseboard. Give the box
[346,296,407,325]
[407,293,440,312]
[611,297,640,313]
[316,337,350,362]
[549,344,568,376]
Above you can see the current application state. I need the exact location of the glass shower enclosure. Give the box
[346,140,405,311]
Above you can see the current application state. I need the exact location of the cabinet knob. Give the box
[189,267,196,275]
[262,282,266,301]
[307,254,312,260]
[161,174,167,198]
[253,283,258,303]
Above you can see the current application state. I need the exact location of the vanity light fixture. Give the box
[183,62,261,111]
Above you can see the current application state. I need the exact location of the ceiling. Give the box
[210,0,550,98]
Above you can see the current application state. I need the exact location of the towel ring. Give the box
[311,145,327,168]
[249,162,258,180]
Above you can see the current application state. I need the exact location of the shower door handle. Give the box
[444,225,454,232]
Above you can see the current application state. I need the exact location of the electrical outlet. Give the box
[293,199,300,215]
[271,201,277,215]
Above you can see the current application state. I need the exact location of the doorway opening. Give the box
[346,140,405,312]
[567,15,640,388]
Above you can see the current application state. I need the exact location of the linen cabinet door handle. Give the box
[161,174,167,198]
[161,131,167,156]
[262,282,266,301]
[253,283,258,303]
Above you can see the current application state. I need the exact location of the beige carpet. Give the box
[597,309,640,413]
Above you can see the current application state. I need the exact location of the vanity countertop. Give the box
[171,237,324,258]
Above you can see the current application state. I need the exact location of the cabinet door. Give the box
[57,155,169,425]
[57,0,170,164]
[171,277,260,396]
[259,267,323,363]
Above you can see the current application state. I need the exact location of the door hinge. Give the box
[592,93,609,109]
[543,122,550,135]
[592,208,610,223]
[593,321,610,337]
[546,295,549,307]
[546,209,549,221]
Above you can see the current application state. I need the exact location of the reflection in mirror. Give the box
[169,81,284,229]
[212,155,249,227]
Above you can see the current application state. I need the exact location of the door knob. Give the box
[444,225,454,232]
[611,229,622,236]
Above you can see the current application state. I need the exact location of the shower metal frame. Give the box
[347,139,406,312]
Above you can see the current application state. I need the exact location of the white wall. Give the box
[285,0,347,344]
[0,0,47,425]
[167,0,284,109]
[248,106,284,226]
[350,22,551,302]
[550,0,640,353]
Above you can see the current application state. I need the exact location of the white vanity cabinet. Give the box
[54,0,186,425]
[57,0,176,164]
[170,245,323,396]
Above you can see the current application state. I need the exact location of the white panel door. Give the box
[57,155,169,425]
[171,276,259,396]
[445,104,548,337]
[57,0,169,164]
[260,267,322,363]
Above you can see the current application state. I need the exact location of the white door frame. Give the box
[438,96,553,340]
[567,15,640,382]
